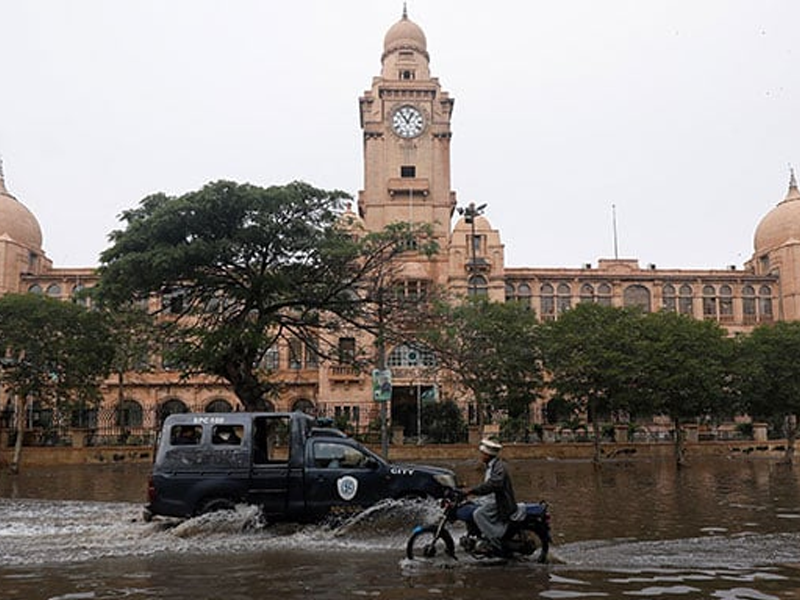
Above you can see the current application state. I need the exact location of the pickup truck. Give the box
[144,411,457,522]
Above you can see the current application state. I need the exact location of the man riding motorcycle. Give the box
[463,438,517,554]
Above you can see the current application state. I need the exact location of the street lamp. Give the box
[457,202,487,296]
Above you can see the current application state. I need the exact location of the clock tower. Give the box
[358,8,457,287]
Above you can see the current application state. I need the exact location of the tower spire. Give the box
[0,156,6,193]
[402,2,408,19]
[790,164,798,191]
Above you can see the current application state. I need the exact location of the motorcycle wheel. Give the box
[406,525,455,560]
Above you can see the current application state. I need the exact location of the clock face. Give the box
[392,105,425,138]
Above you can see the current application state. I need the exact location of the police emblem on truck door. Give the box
[337,476,358,501]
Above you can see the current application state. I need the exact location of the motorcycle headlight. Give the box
[434,473,456,489]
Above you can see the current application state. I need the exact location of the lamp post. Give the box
[457,202,487,296]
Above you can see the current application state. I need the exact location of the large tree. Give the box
[0,293,114,473]
[734,321,800,464]
[420,297,543,434]
[540,303,642,462]
[635,310,733,467]
[96,180,436,411]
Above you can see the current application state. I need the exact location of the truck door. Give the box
[249,416,293,517]
[304,439,385,519]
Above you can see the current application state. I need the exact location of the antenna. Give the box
[612,204,619,259]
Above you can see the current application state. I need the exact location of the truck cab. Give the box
[145,412,457,522]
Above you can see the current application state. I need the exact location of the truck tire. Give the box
[196,497,236,516]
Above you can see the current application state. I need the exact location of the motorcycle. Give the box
[406,488,551,562]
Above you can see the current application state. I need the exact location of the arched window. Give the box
[540,284,555,320]
[28,284,42,294]
[505,281,531,309]
[118,399,144,428]
[662,284,677,312]
[579,283,594,304]
[597,282,612,307]
[206,399,233,413]
[759,285,773,321]
[742,285,756,323]
[468,275,488,297]
[46,284,62,298]
[292,399,315,414]
[702,285,717,319]
[556,283,571,314]
[156,399,188,428]
[678,284,694,316]
[719,285,733,321]
[623,285,651,312]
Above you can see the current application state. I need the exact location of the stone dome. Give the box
[754,171,800,253]
[0,171,43,250]
[383,9,427,55]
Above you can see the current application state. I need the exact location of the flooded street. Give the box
[1,457,799,599]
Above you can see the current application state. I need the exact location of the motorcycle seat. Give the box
[510,503,527,522]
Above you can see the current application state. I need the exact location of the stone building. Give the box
[0,10,798,438]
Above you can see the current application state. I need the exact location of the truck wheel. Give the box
[197,497,236,516]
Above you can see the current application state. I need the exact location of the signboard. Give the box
[372,369,392,402]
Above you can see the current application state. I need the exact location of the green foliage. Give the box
[735,321,800,420]
[635,310,733,422]
[540,303,642,425]
[96,180,437,410]
[419,297,543,423]
[421,400,467,443]
[0,294,114,408]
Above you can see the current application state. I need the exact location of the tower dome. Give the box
[754,169,800,254]
[0,163,43,251]
[383,7,428,57]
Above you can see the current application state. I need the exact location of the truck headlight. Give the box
[434,473,456,488]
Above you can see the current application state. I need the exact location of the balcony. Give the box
[328,366,361,382]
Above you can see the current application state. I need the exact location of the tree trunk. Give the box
[10,396,27,475]
[590,401,602,465]
[780,414,796,465]
[674,418,687,469]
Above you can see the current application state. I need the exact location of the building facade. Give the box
[1,11,799,439]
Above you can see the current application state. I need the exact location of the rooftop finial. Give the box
[0,156,5,189]
[790,164,798,191]
[402,2,408,19]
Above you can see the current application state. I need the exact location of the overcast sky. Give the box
[1,1,798,269]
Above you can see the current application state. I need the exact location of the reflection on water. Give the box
[1,457,799,599]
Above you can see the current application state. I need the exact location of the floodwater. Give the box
[1,457,799,600]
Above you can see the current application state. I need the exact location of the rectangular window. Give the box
[288,339,303,370]
[400,165,416,178]
[338,337,356,364]
[262,344,280,371]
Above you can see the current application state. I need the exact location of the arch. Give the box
[702,285,717,318]
[28,284,42,294]
[118,399,144,428]
[46,284,62,298]
[662,283,677,312]
[292,398,316,414]
[623,285,651,312]
[678,283,694,315]
[556,283,571,314]
[719,285,733,319]
[540,283,555,318]
[467,274,488,297]
[206,398,234,413]
[158,398,188,426]
[579,283,594,303]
